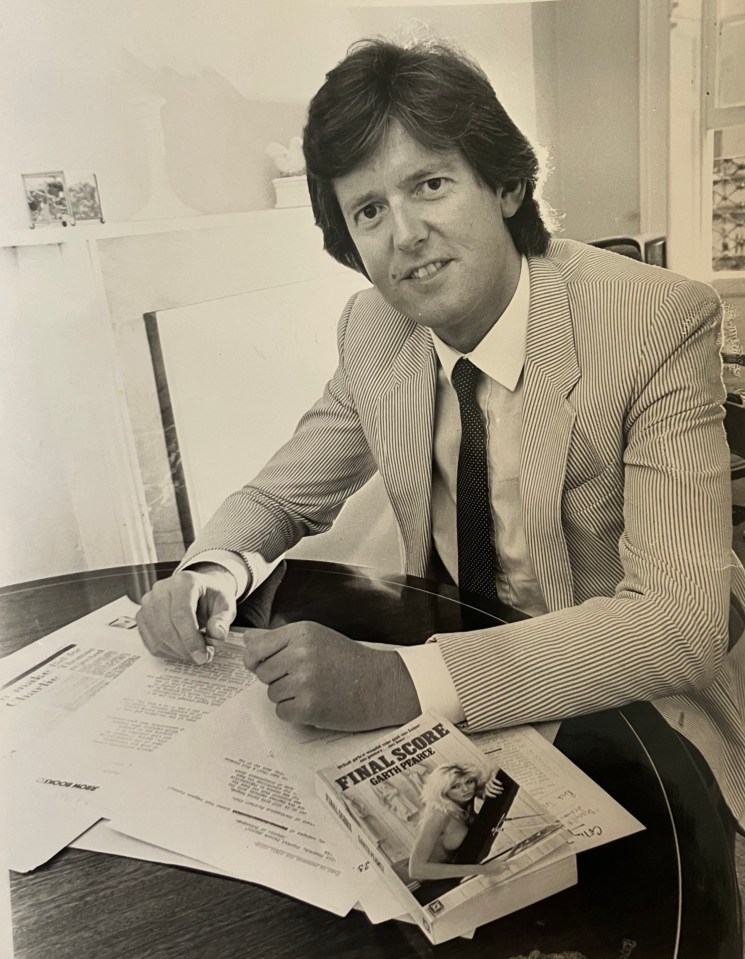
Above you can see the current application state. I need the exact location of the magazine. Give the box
[316,713,577,944]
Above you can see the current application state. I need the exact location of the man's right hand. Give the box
[136,563,238,664]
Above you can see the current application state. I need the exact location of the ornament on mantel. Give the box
[131,94,201,220]
[266,136,310,209]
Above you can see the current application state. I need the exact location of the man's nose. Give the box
[391,204,427,252]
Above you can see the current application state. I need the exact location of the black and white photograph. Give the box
[1,1,744,957]
[21,171,72,228]
[66,170,104,222]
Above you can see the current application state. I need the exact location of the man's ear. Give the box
[499,180,527,219]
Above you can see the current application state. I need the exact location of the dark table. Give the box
[2,560,742,959]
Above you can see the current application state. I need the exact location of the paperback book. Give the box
[316,713,577,944]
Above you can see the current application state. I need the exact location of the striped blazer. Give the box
[188,238,745,826]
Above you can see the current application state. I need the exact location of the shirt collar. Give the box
[430,255,529,392]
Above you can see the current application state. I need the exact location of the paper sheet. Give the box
[103,689,362,916]
[1,597,145,758]
[2,598,145,870]
[469,725,645,853]
[71,820,232,875]
[3,597,256,871]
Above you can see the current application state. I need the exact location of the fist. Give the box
[243,620,420,730]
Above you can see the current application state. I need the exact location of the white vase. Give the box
[272,175,311,209]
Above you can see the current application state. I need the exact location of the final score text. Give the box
[334,722,451,790]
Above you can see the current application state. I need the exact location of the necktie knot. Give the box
[452,357,479,402]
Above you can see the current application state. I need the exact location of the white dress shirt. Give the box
[186,257,545,723]
[397,256,545,720]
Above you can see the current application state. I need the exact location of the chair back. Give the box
[725,398,745,484]
[725,399,745,461]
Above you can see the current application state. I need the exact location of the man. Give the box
[138,39,745,832]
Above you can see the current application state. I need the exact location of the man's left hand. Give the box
[243,621,420,730]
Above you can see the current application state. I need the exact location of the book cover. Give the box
[316,714,576,943]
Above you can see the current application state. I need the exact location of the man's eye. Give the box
[419,178,445,195]
[358,204,380,223]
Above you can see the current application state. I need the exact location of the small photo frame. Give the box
[67,170,104,223]
[22,171,73,228]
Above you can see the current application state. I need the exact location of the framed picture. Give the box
[22,171,73,228]
[66,170,104,223]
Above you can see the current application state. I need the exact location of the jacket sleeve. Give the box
[181,294,378,569]
[435,280,733,729]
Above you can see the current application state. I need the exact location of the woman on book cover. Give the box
[408,763,507,882]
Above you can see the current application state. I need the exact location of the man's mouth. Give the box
[404,259,450,281]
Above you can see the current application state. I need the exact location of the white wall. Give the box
[0,249,85,582]
[0,0,643,240]
[533,0,641,241]
[0,0,359,230]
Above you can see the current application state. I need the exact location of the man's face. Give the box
[333,122,523,352]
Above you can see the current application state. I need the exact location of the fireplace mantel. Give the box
[0,207,312,250]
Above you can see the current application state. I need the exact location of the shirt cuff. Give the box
[396,642,465,725]
[181,550,284,600]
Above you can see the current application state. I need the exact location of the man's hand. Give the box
[136,563,238,664]
[243,621,421,730]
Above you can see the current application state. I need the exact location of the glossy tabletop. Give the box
[1,560,742,959]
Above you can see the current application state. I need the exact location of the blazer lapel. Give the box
[377,327,437,578]
[521,254,581,611]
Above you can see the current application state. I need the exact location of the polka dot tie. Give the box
[451,357,498,599]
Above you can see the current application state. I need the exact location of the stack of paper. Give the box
[2,597,645,934]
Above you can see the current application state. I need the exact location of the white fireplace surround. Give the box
[0,206,402,584]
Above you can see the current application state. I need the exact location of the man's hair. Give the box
[303,37,550,276]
